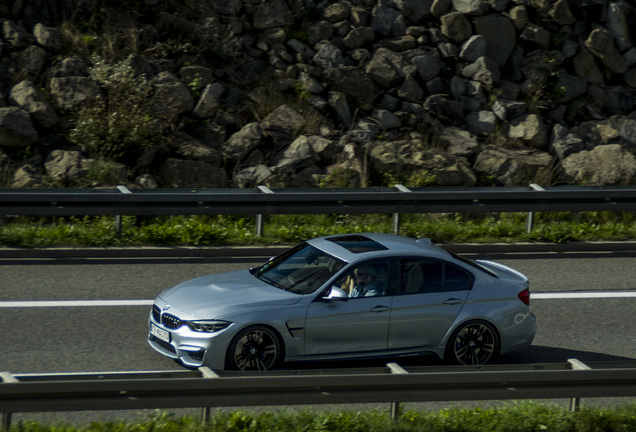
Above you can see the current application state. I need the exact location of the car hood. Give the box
[157,269,303,319]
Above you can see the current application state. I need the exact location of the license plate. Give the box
[151,323,170,343]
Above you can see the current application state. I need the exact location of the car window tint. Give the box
[400,259,444,294]
[444,264,472,291]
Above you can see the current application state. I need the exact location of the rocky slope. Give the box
[2,0,636,189]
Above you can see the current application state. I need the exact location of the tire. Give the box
[226,325,282,371]
[445,321,498,365]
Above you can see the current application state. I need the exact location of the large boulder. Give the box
[473,146,554,186]
[0,107,39,147]
[9,80,58,128]
[558,144,636,185]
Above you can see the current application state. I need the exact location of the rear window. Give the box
[326,235,389,253]
[451,252,499,278]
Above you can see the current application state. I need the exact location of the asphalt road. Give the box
[2,248,636,424]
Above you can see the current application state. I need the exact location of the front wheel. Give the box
[226,326,282,371]
[445,321,498,365]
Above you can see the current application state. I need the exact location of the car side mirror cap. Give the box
[323,286,348,301]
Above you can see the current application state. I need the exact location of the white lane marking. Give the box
[0,300,154,308]
[532,292,636,300]
[1,292,636,307]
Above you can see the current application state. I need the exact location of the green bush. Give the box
[68,56,159,162]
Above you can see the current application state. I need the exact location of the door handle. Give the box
[443,298,463,305]
[370,306,389,312]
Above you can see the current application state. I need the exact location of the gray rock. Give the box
[550,123,585,160]
[222,122,263,162]
[9,80,58,128]
[322,66,378,106]
[307,21,334,45]
[328,91,352,127]
[473,146,554,186]
[12,164,43,188]
[452,0,488,14]
[394,0,434,22]
[438,127,479,157]
[343,27,375,49]
[365,48,408,88]
[555,71,587,104]
[440,12,472,43]
[585,27,627,74]
[559,144,636,185]
[573,50,605,84]
[459,35,488,63]
[504,113,549,149]
[163,158,227,188]
[273,135,321,171]
[474,15,516,66]
[520,24,550,50]
[412,53,444,81]
[44,150,92,182]
[168,131,222,165]
[372,3,407,37]
[235,164,273,188]
[33,23,62,52]
[465,110,498,135]
[152,72,194,116]
[606,1,632,52]
[49,76,101,111]
[261,105,306,148]
[252,0,293,29]
[0,106,38,147]
[463,56,500,88]
[423,95,465,125]
[313,43,344,69]
[492,98,526,121]
[193,83,223,119]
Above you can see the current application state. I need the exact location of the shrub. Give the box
[68,56,159,163]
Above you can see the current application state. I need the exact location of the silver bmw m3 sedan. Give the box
[148,233,536,371]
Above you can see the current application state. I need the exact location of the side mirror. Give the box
[323,286,348,301]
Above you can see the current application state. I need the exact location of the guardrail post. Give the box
[1,372,18,431]
[198,366,220,425]
[256,186,274,237]
[115,185,132,236]
[568,358,591,411]
[526,184,545,233]
[393,185,411,234]
[387,362,408,420]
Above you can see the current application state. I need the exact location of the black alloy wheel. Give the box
[446,321,498,365]
[228,326,281,371]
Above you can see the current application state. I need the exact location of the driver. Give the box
[349,264,383,298]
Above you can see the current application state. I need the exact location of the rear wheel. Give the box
[446,321,498,365]
[226,326,282,371]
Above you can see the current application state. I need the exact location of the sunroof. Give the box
[326,235,389,253]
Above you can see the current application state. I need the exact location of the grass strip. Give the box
[0,212,634,248]
[11,402,636,432]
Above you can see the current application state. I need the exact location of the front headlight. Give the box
[187,320,231,333]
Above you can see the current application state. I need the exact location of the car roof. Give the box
[307,233,452,263]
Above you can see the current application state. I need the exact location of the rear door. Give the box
[388,258,471,350]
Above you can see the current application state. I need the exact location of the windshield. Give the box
[252,243,346,294]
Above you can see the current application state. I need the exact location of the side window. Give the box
[335,261,390,298]
[400,259,443,294]
[445,264,472,291]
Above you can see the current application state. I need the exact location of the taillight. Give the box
[518,289,530,306]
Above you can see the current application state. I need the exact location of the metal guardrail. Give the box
[2,184,636,236]
[1,185,636,216]
[2,359,636,430]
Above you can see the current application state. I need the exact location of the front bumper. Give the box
[147,300,233,369]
